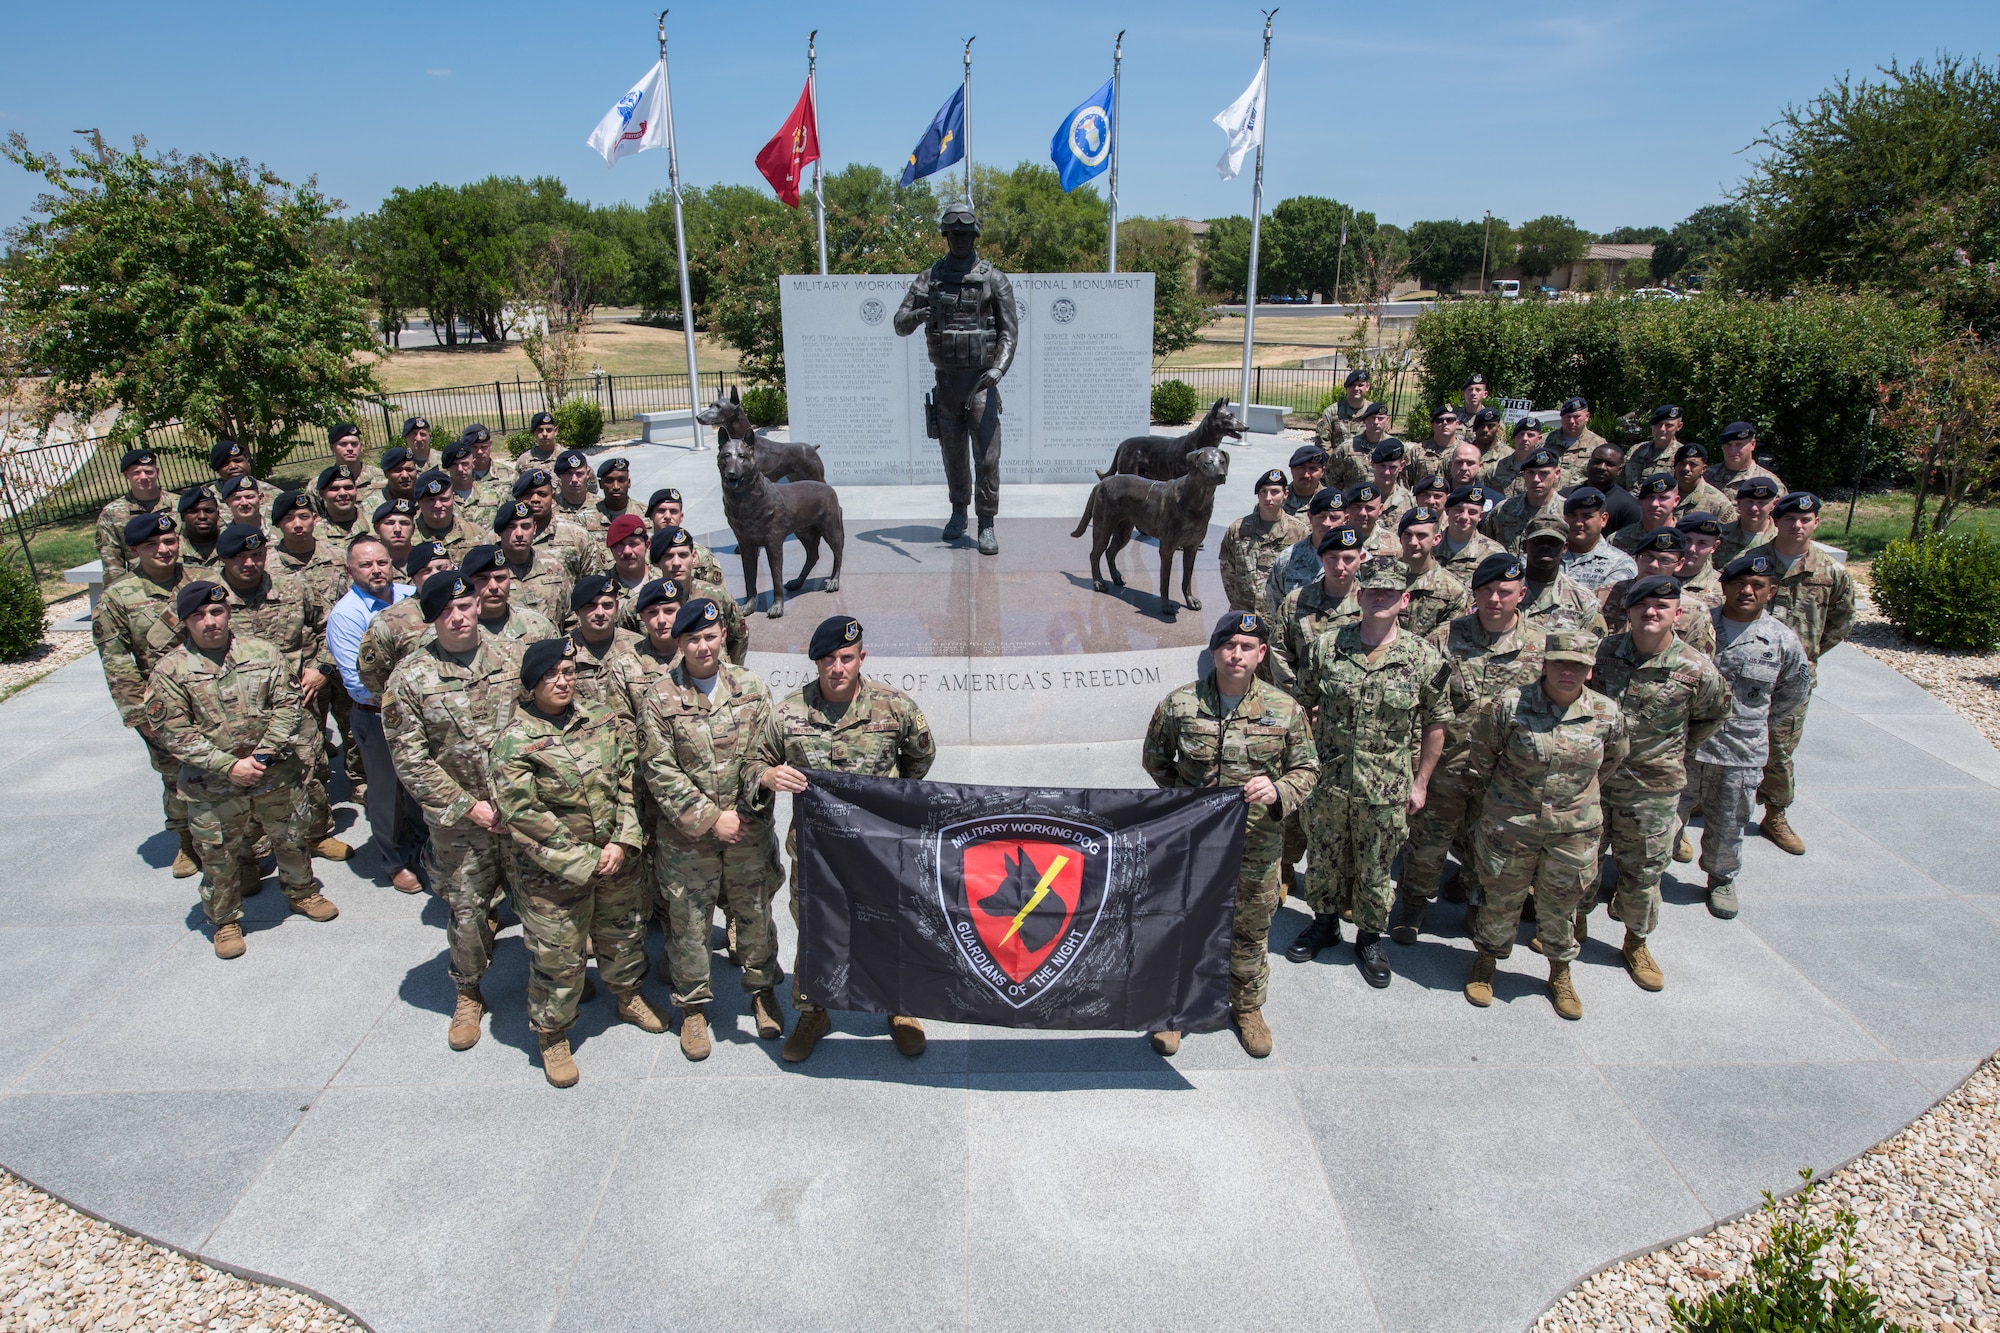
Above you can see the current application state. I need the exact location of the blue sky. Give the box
[0,0,1987,235]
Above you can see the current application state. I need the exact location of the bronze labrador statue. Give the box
[1071,446,1229,619]
[716,436,843,619]
[1103,398,1244,481]
[697,387,826,483]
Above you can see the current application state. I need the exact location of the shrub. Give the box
[739,386,788,427]
[1152,379,1200,425]
[553,397,604,449]
[0,558,47,661]
[504,430,535,458]
[1871,529,2000,651]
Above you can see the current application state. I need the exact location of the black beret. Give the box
[1523,447,1560,470]
[1343,481,1381,506]
[1622,574,1682,608]
[1633,527,1686,554]
[1563,487,1606,515]
[405,541,451,576]
[1650,404,1684,424]
[1773,491,1822,517]
[1676,511,1723,537]
[1411,473,1449,495]
[1462,373,1487,389]
[1718,420,1757,443]
[553,450,587,474]
[1736,476,1781,500]
[1360,401,1389,418]
[1289,444,1328,468]
[1721,551,1779,582]
[401,416,429,437]
[328,422,360,445]
[1673,442,1709,464]
[529,411,557,430]
[124,512,175,547]
[177,486,216,515]
[1446,484,1491,509]
[441,439,474,466]
[511,470,552,498]
[570,573,613,612]
[1317,525,1363,555]
[381,446,413,471]
[1398,505,1442,532]
[373,497,416,523]
[414,470,452,500]
[119,448,156,471]
[494,499,534,531]
[1210,609,1270,650]
[1306,487,1344,516]
[808,615,864,660]
[461,423,492,444]
[419,569,473,623]
[216,524,266,559]
[1370,439,1406,464]
[463,544,507,578]
[208,440,246,470]
[650,525,694,562]
[215,474,257,500]
[1636,472,1677,496]
[1471,406,1501,426]
[316,464,358,491]
[175,580,228,619]
[646,487,683,511]
[1511,416,1544,437]
[634,578,683,614]
[596,455,630,479]
[1343,369,1370,388]
[1430,405,1459,424]
[271,490,313,522]
[1470,552,1525,588]
[1559,396,1589,414]
[1256,468,1287,490]
[520,636,576,687]
[673,598,723,638]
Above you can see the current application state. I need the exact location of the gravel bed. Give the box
[0,595,95,701]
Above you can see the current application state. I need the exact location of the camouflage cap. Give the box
[1522,513,1569,544]
[1355,557,1408,592]
[1543,629,1599,664]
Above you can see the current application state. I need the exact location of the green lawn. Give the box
[1827,494,2000,564]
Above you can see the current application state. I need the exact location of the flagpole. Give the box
[658,11,706,449]
[1238,11,1274,421]
[809,30,828,276]
[962,36,975,205]
[1108,30,1123,274]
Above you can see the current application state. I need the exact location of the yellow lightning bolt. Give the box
[999,855,1069,946]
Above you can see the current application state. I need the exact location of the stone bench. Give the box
[1225,402,1290,435]
[634,409,698,444]
[67,560,105,612]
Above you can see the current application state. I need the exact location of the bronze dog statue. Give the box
[716,436,843,619]
[697,387,826,483]
[1071,446,1229,619]
[1103,398,1244,481]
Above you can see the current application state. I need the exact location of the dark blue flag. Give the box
[1050,78,1115,193]
[900,84,967,187]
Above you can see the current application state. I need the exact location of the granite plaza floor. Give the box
[4,430,1999,1332]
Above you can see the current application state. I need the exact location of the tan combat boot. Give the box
[613,989,666,1033]
[448,987,485,1051]
[289,891,339,922]
[173,831,200,879]
[213,923,245,960]
[311,836,352,861]
[1147,1030,1180,1056]
[1464,951,1496,1007]
[1673,826,1695,863]
[751,989,784,1041]
[1761,807,1805,856]
[1622,931,1664,992]
[679,1007,711,1061]
[888,1014,926,1056]
[1548,959,1582,1021]
[782,1008,831,1063]
[537,1030,579,1088]
[1234,1009,1273,1058]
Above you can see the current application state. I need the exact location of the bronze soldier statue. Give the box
[893,202,1019,556]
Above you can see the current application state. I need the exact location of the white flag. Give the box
[1213,58,1267,181]
[587,62,670,167]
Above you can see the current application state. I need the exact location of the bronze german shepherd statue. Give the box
[697,387,827,483]
[1071,446,1229,619]
[716,437,843,618]
[1103,398,1244,481]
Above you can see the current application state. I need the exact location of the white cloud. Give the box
[426,67,451,78]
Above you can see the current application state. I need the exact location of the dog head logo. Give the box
[936,817,1111,1008]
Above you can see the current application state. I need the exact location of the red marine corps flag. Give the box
[754,81,820,207]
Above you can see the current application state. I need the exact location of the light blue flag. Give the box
[1050,78,1115,193]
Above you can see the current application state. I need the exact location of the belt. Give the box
[352,701,380,713]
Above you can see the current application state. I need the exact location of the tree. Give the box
[1406,218,1487,291]
[1651,203,1751,285]
[517,228,630,402]
[1874,329,2000,537]
[1597,225,1669,245]
[0,132,379,476]
[973,161,1107,273]
[1117,217,1215,358]
[1265,196,1373,299]
[1199,215,1252,299]
[1514,215,1589,282]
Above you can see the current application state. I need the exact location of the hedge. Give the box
[1411,291,1940,493]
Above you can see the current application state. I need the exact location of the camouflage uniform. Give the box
[1294,624,1451,928]
[1522,574,1609,635]
[692,542,728,589]
[1481,491,1564,552]
[1682,609,1811,884]
[1546,429,1604,489]
[1675,480,1738,524]
[570,628,642,708]
[639,663,783,1008]
[690,580,749,665]
[1603,580,1718,658]
[92,567,190,836]
[1220,510,1308,613]
[1437,531,1505,586]
[1561,542,1637,593]
[1678,563,1726,621]
[603,636,683,867]
[315,512,368,546]
[1399,563,1470,640]
[1760,545,1855,813]
[95,493,164,586]
[180,535,222,577]
[222,571,338,844]
[382,636,523,989]
[272,541,349,607]
[556,495,605,535]
[1705,460,1783,495]
[142,634,316,924]
[491,699,649,1034]
[1271,581,1359,697]
[1401,614,1547,903]
[1609,521,1674,555]
[504,551,573,628]
[453,479,505,516]
[1591,634,1730,936]
[1716,521,1777,568]
[1314,399,1371,453]
[478,454,519,488]
[343,462,388,507]
[750,678,938,1015]
[1143,675,1318,1011]
[360,600,551,702]
[534,517,607,581]
[1281,483,1323,518]
[412,512,486,564]
[1620,441,1673,493]
[1462,679,1628,962]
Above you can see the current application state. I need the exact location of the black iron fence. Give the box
[1150,363,1421,420]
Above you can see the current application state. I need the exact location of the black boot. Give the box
[1389,893,1428,946]
[942,506,968,541]
[1354,930,1392,989]
[1285,913,1342,963]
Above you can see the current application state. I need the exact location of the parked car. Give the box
[1628,287,1686,302]
[1535,285,1561,298]
[1489,279,1521,298]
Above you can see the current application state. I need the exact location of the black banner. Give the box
[793,772,1246,1032]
